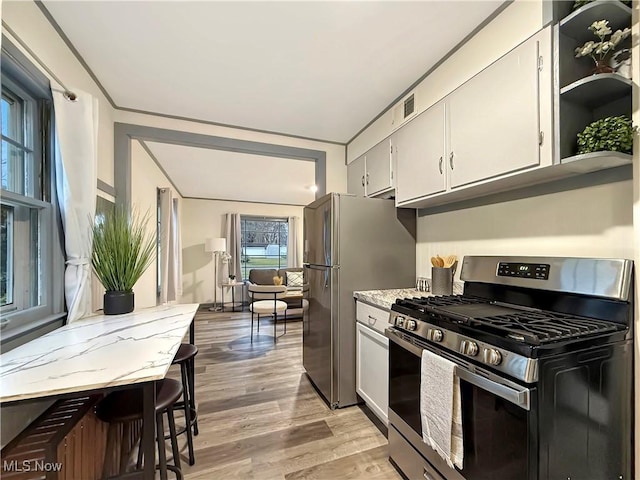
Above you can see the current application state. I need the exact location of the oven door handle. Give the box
[387,328,531,410]
[454,367,530,410]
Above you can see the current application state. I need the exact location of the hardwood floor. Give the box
[169,306,402,480]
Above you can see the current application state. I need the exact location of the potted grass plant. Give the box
[91,207,156,315]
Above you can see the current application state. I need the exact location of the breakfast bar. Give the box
[0,303,199,479]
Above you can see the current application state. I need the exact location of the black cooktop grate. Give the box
[398,295,487,313]
[473,311,620,345]
[395,295,622,346]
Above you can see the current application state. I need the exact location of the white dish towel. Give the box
[420,349,464,470]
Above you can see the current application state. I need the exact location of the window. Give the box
[240,216,288,279]
[1,40,64,341]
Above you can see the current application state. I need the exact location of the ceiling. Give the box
[42,1,505,144]
[41,1,504,204]
[144,141,316,205]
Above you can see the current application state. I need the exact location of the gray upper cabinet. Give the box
[448,31,543,189]
[365,138,394,196]
[347,155,366,197]
[395,101,446,204]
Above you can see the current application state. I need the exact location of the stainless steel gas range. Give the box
[386,256,633,480]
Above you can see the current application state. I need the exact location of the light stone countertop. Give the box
[353,282,464,311]
[0,303,199,403]
[353,288,424,311]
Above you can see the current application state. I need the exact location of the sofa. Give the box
[247,268,308,317]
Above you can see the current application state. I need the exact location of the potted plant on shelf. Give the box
[91,207,156,315]
[575,20,631,75]
[229,274,236,285]
[577,115,635,155]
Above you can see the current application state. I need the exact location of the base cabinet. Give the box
[356,321,389,425]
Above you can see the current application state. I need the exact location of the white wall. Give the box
[130,140,184,308]
[348,0,546,162]
[417,179,634,281]
[181,198,303,304]
[3,0,116,186]
[116,110,347,195]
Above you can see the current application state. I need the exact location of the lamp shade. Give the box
[205,237,226,253]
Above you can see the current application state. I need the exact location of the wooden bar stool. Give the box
[171,343,198,465]
[95,378,183,480]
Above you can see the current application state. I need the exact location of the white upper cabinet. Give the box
[347,155,366,197]
[365,138,394,196]
[390,27,554,208]
[448,30,543,189]
[395,101,446,203]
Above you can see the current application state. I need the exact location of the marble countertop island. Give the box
[0,303,199,403]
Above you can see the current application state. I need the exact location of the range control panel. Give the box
[497,262,550,280]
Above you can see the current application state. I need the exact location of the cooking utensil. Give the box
[430,257,440,267]
[435,255,445,267]
[444,255,457,268]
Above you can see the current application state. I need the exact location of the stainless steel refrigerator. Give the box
[303,193,416,408]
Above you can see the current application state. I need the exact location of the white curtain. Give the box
[159,188,182,303]
[225,213,242,281]
[287,216,301,267]
[53,89,98,323]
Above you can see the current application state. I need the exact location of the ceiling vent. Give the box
[391,93,416,131]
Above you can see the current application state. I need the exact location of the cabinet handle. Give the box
[366,173,369,185]
[361,175,365,187]
[423,468,436,480]
[449,152,454,170]
[367,315,377,325]
[438,156,443,174]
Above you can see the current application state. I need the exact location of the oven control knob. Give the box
[406,320,417,331]
[460,340,479,356]
[428,329,443,342]
[395,316,405,327]
[483,348,502,366]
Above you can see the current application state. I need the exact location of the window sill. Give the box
[1,312,67,350]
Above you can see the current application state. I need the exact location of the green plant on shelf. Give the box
[574,20,631,74]
[576,115,635,154]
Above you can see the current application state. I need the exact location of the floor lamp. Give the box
[205,237,227,312]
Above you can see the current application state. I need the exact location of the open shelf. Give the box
[560,151,631,170]
[560,73,632,108]
[560,0,631,42]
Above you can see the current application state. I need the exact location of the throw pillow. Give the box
[287,271,304,288]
